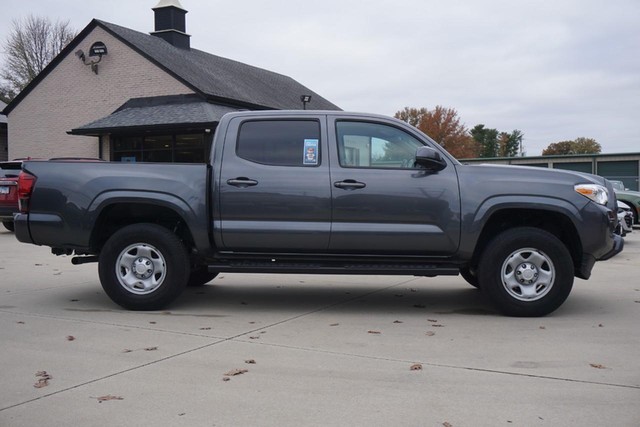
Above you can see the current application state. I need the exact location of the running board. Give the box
[207,262,459,277]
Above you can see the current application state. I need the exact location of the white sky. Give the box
[1,0,639,155]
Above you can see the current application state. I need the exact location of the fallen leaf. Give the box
[443,422,453,427]
[425,331,435,337]
[66,336,76,341]
[410,363,423,371]
[590,363,606,369]
[199,327,212,330]
[222,377,230,382]
[393,320,403,324]
[93,395,124,403]
[433,324,445,328]
[249,336,260,339]
[34,371,52,388]
[367,330,381,334]
[224,369,248,377]
[427,319,438,323]
[144,347,158,351]
[329,323,339,327]
[245,359,256,364]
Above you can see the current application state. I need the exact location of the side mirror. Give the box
[415,146,447,171]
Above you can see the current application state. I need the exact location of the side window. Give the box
[336,121,424,169]
[237,120,321,167]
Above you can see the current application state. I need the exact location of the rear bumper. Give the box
[13,214,33,244]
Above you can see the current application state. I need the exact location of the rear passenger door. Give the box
[217,116,332,251]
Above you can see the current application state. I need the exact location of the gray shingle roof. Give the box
[70,95,240,135]
[98,20,340,111]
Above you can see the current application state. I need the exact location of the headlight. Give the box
[575,184,608,205]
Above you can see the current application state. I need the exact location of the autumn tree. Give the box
[498,129,524,157]
[542,137,601,155]
[394,106,479,158]
[0,15,76,102]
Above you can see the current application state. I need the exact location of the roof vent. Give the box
[150,0,191,49]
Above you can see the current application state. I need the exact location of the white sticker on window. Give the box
[303,139,319,165]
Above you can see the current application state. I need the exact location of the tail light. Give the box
[18,171,37,213]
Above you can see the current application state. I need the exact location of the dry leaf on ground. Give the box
[224,369,248,377]
[245,359,256,364]
[66,336,76,341]
[367,330,381,334]
[93,395,124,403]
[590,363,606,369]
[410,363,423,371]
[443,422,453,427]
[34,371,52,388]
[393,320,403,324]
[144,347,158,351]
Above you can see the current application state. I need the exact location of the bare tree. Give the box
[0,15,76,102]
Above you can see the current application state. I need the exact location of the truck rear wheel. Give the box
[477,227,574,317]
[98,223,190,310]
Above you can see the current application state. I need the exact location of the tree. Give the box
[542,137,601,155]
[0,15,76,102]
[470,124,499,158]
[394,106,479,159]
[498,129,524,157]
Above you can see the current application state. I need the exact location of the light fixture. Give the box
[300,95,311,110]
[75,42,108,74]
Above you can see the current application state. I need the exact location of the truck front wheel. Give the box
[478,227,574,317]
[98,224,190,310]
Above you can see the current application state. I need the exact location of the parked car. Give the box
[616,201,634,236]
[0,161,22,232]
[609,181,640,225]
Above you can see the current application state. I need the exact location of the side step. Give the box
[208,262,459,277]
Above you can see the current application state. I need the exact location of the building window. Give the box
[111,133,207,163]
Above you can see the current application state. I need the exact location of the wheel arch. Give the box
[466,203,583,277]
[86,192,208,255]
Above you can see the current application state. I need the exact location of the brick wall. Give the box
[8,26,194,160]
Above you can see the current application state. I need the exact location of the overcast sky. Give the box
[1,0,639,155]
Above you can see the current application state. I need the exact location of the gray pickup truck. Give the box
[14,111,623,316]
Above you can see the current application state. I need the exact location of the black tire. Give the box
[459,266,480,289]
[187,266,218,287]
[477,227,574,317]
[2,221,15,232]
[98,223,190,310]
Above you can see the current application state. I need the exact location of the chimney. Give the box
[150,0,191,49]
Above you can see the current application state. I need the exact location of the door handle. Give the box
[227,177,259,188]
[334,180,366,190]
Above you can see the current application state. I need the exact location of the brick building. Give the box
[1,0,339,162]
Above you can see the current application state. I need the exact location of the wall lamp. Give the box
[75,41,108,75]
[301,95,312,110]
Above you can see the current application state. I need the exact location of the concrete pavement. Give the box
[0,227,639,426]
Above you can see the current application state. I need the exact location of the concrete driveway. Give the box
[0,227,639,426]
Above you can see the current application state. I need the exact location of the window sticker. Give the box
[303,139,319,165]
